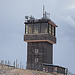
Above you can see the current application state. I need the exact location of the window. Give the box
[46,67,48,72]
[29,24,32,34]
[55,67,57,72]
[43,68,45,71]
[48,25,55,36]
[35,49,39,53]
[33,24,40,34]
[41,23,48,33]
[35,58,38,63]
[34,26,38,34]
[49,25,51,34]
[26,25,28,34]
[25,24,32,34]
[25,23,48,34]
[52,26,55,36]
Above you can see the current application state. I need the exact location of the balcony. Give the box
[24,33,56,44]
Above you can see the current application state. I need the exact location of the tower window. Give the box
[26,25,28,34]
[41,23,48,33]
[48,24,55,36]
[34,27,38,34]
[29,24,32,34]
[52,26,55,36]
[46,67,48,72]
[49,25,51,34]
[33,24,40,34]
[35,49,39,53]
[43,68,45,71]
[35,58,38,63]
[25,24,32,34]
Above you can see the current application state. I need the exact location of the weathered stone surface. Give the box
[0,64,53,75]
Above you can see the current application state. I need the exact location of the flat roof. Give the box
[42,63,66,69]
[25,19,58,27]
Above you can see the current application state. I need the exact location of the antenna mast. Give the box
[43,5,45,17]
[42,0,50,19]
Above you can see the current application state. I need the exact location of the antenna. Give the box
[42,3,50,19]
[43,5,45,17]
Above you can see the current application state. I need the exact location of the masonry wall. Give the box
[27,42,53,70]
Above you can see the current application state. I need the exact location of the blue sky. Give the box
[0,0,75,73]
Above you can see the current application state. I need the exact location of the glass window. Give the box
[25,23,48,34]
[52,26,55,36]
[26,25,28,34]
[41,23,48,33]
[35,49,39,53]
[34,25,38,34]
[43,68,45,71]
[55,67,57,72]
[48,24,55,36]
[29,24,32,34]
[25,24,32,34]
[33,24,40,34]
[35,58,38,63]
[49,25,51,34]
[46,67,48,72]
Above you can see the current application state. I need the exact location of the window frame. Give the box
[35,49,39,54]
[25,24,29,34]
[35,58,39,63]
[48,24,55,36]
[25,23,49,34]
[40,23,48,33]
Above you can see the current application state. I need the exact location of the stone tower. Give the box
[24,9,58,70]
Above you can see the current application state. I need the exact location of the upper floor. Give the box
[24,19,58,37]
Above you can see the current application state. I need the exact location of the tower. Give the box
[24,8,58,70]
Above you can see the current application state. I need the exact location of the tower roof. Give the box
[25,18,58,27]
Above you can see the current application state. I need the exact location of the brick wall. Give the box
[27,42,53,70]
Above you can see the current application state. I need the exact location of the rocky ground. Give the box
[0,68,53,75]
[0,64,52,75]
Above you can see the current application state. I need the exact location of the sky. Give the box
[0,0,75,73]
